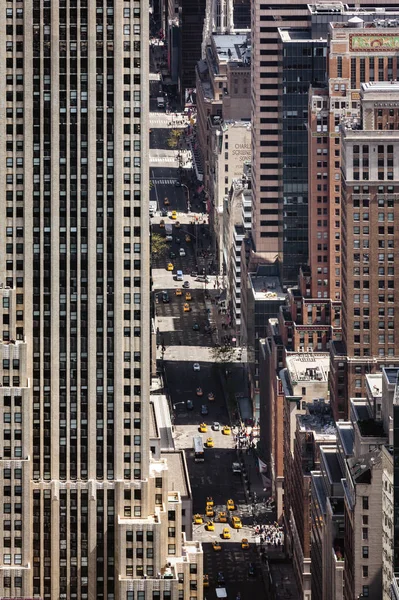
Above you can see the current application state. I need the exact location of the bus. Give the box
[193,436,204,462]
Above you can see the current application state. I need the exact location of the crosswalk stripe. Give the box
[150,179,177,184]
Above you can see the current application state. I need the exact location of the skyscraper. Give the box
[0,2,202,599]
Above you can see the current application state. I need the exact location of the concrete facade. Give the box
[0,3,203,599]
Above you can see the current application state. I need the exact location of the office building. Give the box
[0,2,202,599]
[330,81,399,420]
[222,165,252,333]
[166,0,206,103]
[283,399,336,599]
[250,2,399,285]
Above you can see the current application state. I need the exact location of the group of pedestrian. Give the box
[256,522,284,549]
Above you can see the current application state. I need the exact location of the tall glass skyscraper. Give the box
[0,2,202,599]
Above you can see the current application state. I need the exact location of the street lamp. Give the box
[173,401,186,410]
[180,183,190,212]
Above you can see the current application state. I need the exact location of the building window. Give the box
[362,566,368,578]
[362,546,369,558]
[362,496,369,510]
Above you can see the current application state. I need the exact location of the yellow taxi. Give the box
[206,506,214,518]
[208,392,215,401]
[226,499,235,511]
[241,538,249,550]
[199,423,207,433]
[193,514,203,525]
[185,235,191,243]
[185,291,192,301]
[222,527,231,540]
[183,303,191,312]
[175,221,181,228]
[206,496,214,507]
[218,511,228,523]
[222,425,231,436]
[171,210,177,220]
[160,220,165,228]
[206,437,214,448]
[164,197,170,206]
[196,387,203,396]
[175,288,182,296]
[206,520,215,531]
[167,263,174,271]
[232,516,242,529]
[203,575,209,588]
[213,541,222,552]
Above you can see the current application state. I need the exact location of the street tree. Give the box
[210,345,236,365]
[167,129,182,149]
[151,233,168,257]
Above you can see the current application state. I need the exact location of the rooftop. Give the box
[298,410,336,439]
[365,373,382,398]
[279,27,325,43]
[161,451,191,498]
[286,352,330,384]
[311,472,328,514]
[322,448,343,483]
[351,399,387,438]
[383,366,399,386]
[348,448,382,484]
[249,274,286,302]
[362,81,399,95]
[212,34,251,65]
[150,402,158,439]
[336,421,355,457]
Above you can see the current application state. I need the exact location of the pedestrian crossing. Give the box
[151,178,177,185]
[150,118,187,127]
[149,156,178,163]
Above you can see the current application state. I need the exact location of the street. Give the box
[150,93,268,599]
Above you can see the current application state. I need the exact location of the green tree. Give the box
[167,129,182,149]
[210,345,236,365]
[151,233,168,257]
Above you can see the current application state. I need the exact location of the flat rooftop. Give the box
[365,373,383,398]
[298,411,336,439]
[322,448,342,484]
[212,34,249,63]
[161,451,190,498]
[152,394,175,450]
[383,367,399,385]
[150,402,158,439]
[336,421,354,457]
[279,27,325,43]
[249,274,286,302]
[310,3,399,15]
[362,81,399,95]
[286,352,330,383]
[331,16,399,28]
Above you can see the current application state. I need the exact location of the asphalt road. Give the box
[150,105,268,600]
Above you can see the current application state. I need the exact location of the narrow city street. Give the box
[149,69,273,596]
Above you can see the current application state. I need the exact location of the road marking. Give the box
[150,178,177,185]
[150,156,178,163]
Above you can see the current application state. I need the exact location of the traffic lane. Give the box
[150,127,173,151]
[185,447,245,513]
[151,228,197,274]
[157,182,188,214]
[165,361,229,427]
[202,542,264,600]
